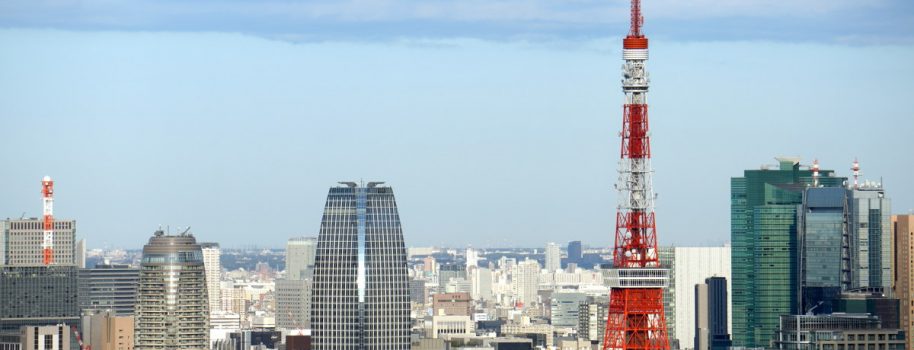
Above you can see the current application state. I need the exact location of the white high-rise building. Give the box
[466,248,479,269]
[662,245,731,350]
[201,242,222,313]
[512,259,541,306]
[545,242,561,272]
[286,237,316,280]
[472,267,494,301]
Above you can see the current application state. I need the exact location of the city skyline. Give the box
[2,2,913,249]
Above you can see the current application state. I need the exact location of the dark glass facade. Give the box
[310,182,410,349]
[0,266,79,332]
[78,263,139,316]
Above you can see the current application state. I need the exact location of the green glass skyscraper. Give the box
[730,157,845,348]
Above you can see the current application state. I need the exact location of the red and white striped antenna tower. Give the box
[812,159,820,187]
[851,158,860,189]
[602,1,670,349]
[41,176,54,265]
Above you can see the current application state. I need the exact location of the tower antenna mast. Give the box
[41,176,54,265]
[603,0,670,349]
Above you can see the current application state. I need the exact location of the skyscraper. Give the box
[134,230,209,350]
[310,182,410,349]
[799,187,845,313]
[659,246,731,350]
[731,157,844,348]
[512,259,540,306]
[286,237,316,281]
[1,220,79,335]
[567,241,583,264]
[545,242,561,272]
[893,214,914,350]
[200,242,222,313]
[847,185,893,294]
[694,277,730,350]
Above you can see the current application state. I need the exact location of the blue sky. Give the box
[1,1,913,249]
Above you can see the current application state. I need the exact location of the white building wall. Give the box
[202,243,222,313]
[673,246,731,350]
[545,242,561,272]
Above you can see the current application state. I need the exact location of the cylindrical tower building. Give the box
[135,230,210,350]
[602,1,671,349]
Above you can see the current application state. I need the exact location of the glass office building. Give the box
[731,157,845,348]
[310,182,410,350]
[799,187,846,314]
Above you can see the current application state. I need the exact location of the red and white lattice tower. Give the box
[602,1,670,349]
[42,176,55,265]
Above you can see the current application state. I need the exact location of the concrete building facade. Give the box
[893,214,914,350]
[134,231,209,350]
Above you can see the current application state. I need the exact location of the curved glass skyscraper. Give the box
[135,231,209,350]
[311,182,410,349]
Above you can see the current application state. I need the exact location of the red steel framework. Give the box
[602,1,669,349]
[42,176,55,265]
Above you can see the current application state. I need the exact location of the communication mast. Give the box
[812,159,820,187]
[851,158,860,189]
[602,1,670,349]
[42,176,54,265]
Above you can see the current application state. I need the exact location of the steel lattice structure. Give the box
[602,1,670,349]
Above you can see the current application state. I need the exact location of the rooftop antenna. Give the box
[41,176,54,265]
[812,159,820,187]
[852,158,860,190]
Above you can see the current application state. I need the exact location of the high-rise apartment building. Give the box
[134,230,209,350]
[567,241,582,264]
[310,182,410,349]
[893,214,914,350]
[285,237,316,280]
[512,259,540,306]
[847,185,893,294]
[659,246,731,350]
[545,242,561,272]
[731,157,844,348]
[578,296,609,344]
[78,262,140,316]
[200,242,222,313]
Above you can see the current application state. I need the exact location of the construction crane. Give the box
[71,325,90,350]
[42,176,54,265]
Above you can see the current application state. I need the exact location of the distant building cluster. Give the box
[1,159,912,350]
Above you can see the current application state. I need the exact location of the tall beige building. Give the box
[134,231,209,350]
[200,242,222,313]
[88,311,134,350]
[893,214,913,350]
[285,237,316,280]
